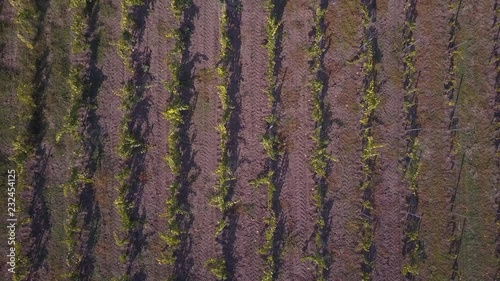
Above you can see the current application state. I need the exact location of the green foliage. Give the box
[11,136,31,172]
[359,220,374,253]
[158,0,194,270]
[117,36,133,69]
[170,0,192,18]
[303,253,327,270]
[57,64,86,143]
[206,258,228,280]
[157,253,176,265]
[206,3,239,280]
[114,70,140,262]
[9,2,46,279]
[114,232,127,247]
[16,83,35,112]
[116,84,144,159]
[9,0,42,182]
[211,0,234,226]
[401,1,422,277]
[118,0,143,69]
[123,0,142,6]
[253,1,288,279]
[13,242,29,281]
[219,10,231,63]
[258,214,277,257]
[163,103,189,126]
[402,263,419,277]
[444,1,461,105]
[69,0,88,54]
[360,79,379,126]
[307,4,331,280]
[59,8,95,266]
[164,137,181,175]
[361,134,382,163]
[261,130,280,160]
[9,0,40,50]
[117,129,144,159]
[357,2,381,279]
[118,83,140,112]
[405,138,421,193]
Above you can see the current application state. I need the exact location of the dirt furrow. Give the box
[494,1,500,280]
[92,0,127,278]
[0,0,498,280]
[413,1,455,279]
[278,1,316,280]
[448,1,498,279]
[232,0,268,280]
[136,0,172,279]
[372,1,406,280]
[187,0,220,279]
[323,2,364,279]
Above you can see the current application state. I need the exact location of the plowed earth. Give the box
[0,0,498,280]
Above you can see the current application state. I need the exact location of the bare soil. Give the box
[1,0,498,280]
[185,0,221,279]
[276,1,317,280]
[232,0,268,280]
[371,1,406,279]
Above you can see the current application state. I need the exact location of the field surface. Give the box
[0,0,498,280]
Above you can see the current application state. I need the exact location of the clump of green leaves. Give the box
[118,0,143,69]
[207,258,228,280]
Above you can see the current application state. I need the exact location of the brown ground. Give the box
[277,1,316,280]
[370,0,407,279]
[186,0,220,279]
[232,0,268,279]
[324,2,364,280]
[0,0,498,280]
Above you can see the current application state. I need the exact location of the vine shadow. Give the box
[25,48,51,279]
[74,1,106,278]
[171,2,202,279]
[359,0,380,277]
[304,0,335,277]
[254,0,289,272]
[217,1,244,280]
[119,3,155,272]
[26,145,51,280]
[123,45,153,275]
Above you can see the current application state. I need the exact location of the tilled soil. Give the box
[0,0,498,281]
[415,1,466,279]
[324,2,364,280]
[93,0,140,277]
[278,1,316,280]
[371,1,406,279]
[232,0,268,279]
[186,0,221,279]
